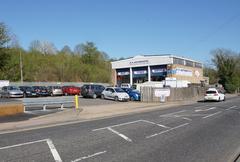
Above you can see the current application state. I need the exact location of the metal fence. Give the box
[10,82,110,87]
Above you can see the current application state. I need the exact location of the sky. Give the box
[0,0,240,64]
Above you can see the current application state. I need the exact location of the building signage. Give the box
[151,68,167,73]
[129,60,149,66]
[195,70,200,77]
[117,71,130,76]
[133,70,147,75]
[168,68,192,77]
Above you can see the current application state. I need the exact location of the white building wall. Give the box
[111,55,173,69]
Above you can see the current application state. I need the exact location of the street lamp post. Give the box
[20,51,23,83]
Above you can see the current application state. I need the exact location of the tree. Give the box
[73,43,84,55]
[29,40,57,55]
[0,22,11,70]
[61,45,72,54]
[203,66,218,84]
[211,48,239,93]
[0,22,11,48]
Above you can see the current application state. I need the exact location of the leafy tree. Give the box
[203,66,218,84]
[0,22,11,47]
[61,45,72,54]
[0,22,11,71]
[211,48,239,93]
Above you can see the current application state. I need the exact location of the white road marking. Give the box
[159,110,187,117]
[0,138,62,162]
[176,114,206,117]
[226,106,237,111]
[107,127,132,142]
[182,117,192,121]
[202,111,222,119]
[72,151,107,162]
[0,139,47,150]
[195,107,216,112]
[146,123,189,139]
[174,115,192,121]
[46,139,62,162]
[194,105,209,109]
[141,120,170,129]
[92,120,143,131]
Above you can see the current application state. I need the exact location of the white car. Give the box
[101,87,130,101]
[204,88,225,102]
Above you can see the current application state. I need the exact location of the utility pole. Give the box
[20,51,23,83]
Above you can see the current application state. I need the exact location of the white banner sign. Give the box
[154,88,170,97]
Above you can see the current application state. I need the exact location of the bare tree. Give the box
[73,43,84,55]
[29,40,57,55]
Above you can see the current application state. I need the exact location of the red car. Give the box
[62,86,81,96]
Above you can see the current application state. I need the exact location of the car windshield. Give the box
[206,90,217,94]
[26,87,34,91]
[9,86,19,90]
[53,86,61,89]
[115,88,125,93]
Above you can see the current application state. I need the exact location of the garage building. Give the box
[111,55,204,86]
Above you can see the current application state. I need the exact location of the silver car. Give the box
[0,86,23,98]
[47,86,63,96]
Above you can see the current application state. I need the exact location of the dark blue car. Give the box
[121,88,141,101]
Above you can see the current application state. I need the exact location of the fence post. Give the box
[60,103,64,110]
[43,104,46,111]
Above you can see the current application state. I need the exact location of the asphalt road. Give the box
[0,97,240,162]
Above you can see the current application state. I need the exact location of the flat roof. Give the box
[111,54,202,64]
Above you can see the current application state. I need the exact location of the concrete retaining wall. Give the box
[0,103,24,117]
[141,86,206,102]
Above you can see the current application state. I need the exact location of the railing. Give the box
[23,101,75,113]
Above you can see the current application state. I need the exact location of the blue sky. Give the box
[0,0,239,63]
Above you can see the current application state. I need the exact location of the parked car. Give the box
[101,87,130,101]
[19,86,38,98]
[47,86,63,96]
[120,83,132,88]
[81,84,105,98]
[0,86,23,98]
[32,86,50,97]
[62,86,81,96]
[204,88,225,102]
[121,88,141,101]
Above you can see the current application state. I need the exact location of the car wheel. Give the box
[114,96,118,101]
[101,94,105,99]
[130,96,134,101]
[218,97,221,102]
[223,96,225,101]
[92,94,97,99]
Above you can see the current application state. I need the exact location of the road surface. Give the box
[0,97,240,162]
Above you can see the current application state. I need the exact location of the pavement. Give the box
[0,95,239,162]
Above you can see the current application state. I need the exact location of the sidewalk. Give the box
[0,100,196,133]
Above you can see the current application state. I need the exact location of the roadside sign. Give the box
[154,88,170,97]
